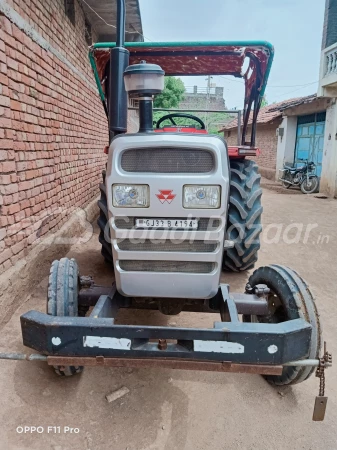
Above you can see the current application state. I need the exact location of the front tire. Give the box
[300,176,319,194]
[47,258,83,377]
[245,265,321,385]
[222,159,263,272]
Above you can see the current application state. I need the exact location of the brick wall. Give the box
[224,122,280,175]
[0,0,110,274]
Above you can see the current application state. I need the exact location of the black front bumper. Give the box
[21,311,311,365]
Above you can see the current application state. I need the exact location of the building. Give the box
[222,94,332,182]
[274,95,331,179]
[0,0,142,276]
[317,0,337,197]
[180,85,226,111]
[275,0,337,196]
[222,100,284,179]
[224,1,337,196]
[222,96,316,179]
[179,85,228,132]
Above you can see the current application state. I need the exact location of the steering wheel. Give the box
[156,113,206,129]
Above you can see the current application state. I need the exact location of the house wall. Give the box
[276,99,337,196]
[317,1,337,197]
[322,0,337,49]
[275,116,298,175]
[0,0,111,274]
[320,99,337,198]
[224,122,280,179]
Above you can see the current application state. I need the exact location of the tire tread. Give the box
[248,264,321,385]
[97,170,113,264]
[223,160,262,272]
[47,258,83,377]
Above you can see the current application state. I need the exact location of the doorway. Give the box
[294,112,326,177]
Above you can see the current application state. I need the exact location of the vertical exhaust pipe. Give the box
[108,0,129,137]
[116,0,125,47]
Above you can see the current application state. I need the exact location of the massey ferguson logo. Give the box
[156,190,176,204]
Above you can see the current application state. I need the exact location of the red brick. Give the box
[10,99,21,111]
[0,174,12,184]
[4,203,20,215]
[0,117,12,128]
[0,95,10,107]
[0,17,13,36]
[0,248,13,265]
[0,140,13,149]
[11,239,26,255]
[18,180,34,191]
[0,161,15,172]
[0,216,8,227]
[15,210,25,222]
[0,183,18,195]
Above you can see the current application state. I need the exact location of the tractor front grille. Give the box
[119,260,215,273]
[121,148,214,173]
[117,239,218,252]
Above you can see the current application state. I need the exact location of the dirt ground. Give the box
[0,187,336,450]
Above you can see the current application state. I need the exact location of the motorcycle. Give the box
[279,160,319,194]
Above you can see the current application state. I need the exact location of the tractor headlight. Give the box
[183,185,221,209]
[113,184,150,207]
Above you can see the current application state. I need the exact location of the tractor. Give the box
[95,40,264,273]
[2,0,331,421]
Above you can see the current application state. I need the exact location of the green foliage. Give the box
[153,77,229,133]
[261,96,268,107]
[206,112,231,134]
[153,77,185,109]
[153,110,230,133]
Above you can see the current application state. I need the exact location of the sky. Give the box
[138,0,325,109]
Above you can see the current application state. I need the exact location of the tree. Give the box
[154,76,185,109]
[261,96,268,108]
[152,77,229,133]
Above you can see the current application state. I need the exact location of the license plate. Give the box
[135,218,198,229]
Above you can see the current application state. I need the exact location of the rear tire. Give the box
[47,258,83,377]
[222,159,263,272]
[282,182,291,189]
[281,171,292,189]
[300,176,319,194]
[281,180,292,189]
[245,265,321,385]
[98,170,113,264]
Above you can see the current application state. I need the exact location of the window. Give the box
[64,0,75,26]
[297,112,326,126]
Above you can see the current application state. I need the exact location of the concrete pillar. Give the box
[320,99,337,197]
[276,116,298,177]
[215,87,223,98]
[193,86,198,94]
